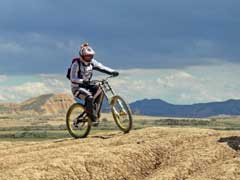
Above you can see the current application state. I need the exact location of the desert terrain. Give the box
[0,94,240,179]
[0,127,239,180]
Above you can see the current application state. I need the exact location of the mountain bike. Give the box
[66,75,133,138]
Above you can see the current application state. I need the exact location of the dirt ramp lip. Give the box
[0,127,240,180]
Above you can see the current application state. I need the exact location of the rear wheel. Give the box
[110,95,133,133]
[66,103,91,138]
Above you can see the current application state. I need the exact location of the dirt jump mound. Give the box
[0,127,239,180]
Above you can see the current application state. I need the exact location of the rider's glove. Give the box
[112,71,119,77]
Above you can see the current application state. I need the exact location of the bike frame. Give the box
[93,76,125,118]
[74,76,125,119]
[93,77,116,117]
[67,75,132,138]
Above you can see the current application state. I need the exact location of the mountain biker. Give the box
[70,43,119,124]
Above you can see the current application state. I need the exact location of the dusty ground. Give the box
[0,127,239,180]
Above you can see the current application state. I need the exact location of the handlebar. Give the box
[91,75,115,84]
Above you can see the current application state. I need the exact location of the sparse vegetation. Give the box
[0,114,240,140]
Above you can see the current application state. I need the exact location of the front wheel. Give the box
[66,103,91,138]
[110,95,133,133]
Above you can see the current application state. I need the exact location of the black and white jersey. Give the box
[70,58,115,88]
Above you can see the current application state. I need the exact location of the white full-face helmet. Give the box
[79,43,95,63]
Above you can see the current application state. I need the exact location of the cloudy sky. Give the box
[0,0,240,104]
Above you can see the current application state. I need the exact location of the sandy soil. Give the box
[0,127,239,180]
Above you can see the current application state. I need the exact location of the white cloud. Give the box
[109,62,240,104]
[0,75,7,82]
[0,77,70,103]
[0,82,51,102]
[0,94,7,101]
[12,82,50,94]
[0,41,24,54]
[0,62,239,104]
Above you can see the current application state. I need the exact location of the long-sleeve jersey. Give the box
[70,58,115,88]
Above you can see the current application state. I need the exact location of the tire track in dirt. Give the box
[0,127,239,180]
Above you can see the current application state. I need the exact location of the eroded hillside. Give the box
[0,93,74,115]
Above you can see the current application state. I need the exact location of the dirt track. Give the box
[0,127,240,180]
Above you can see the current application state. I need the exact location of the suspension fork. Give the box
[99,82,118,115]
[103,81,125,113]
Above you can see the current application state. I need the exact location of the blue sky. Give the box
[0,0,240,103]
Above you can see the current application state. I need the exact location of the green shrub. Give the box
[14,131,47,138]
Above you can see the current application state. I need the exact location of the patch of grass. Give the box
[1,115,240,141]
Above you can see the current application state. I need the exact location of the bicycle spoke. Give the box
[66,104,91,138]
[111,96,133,133]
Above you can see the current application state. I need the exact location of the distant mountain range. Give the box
[130,99,240,118]
[0,93,240,118]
